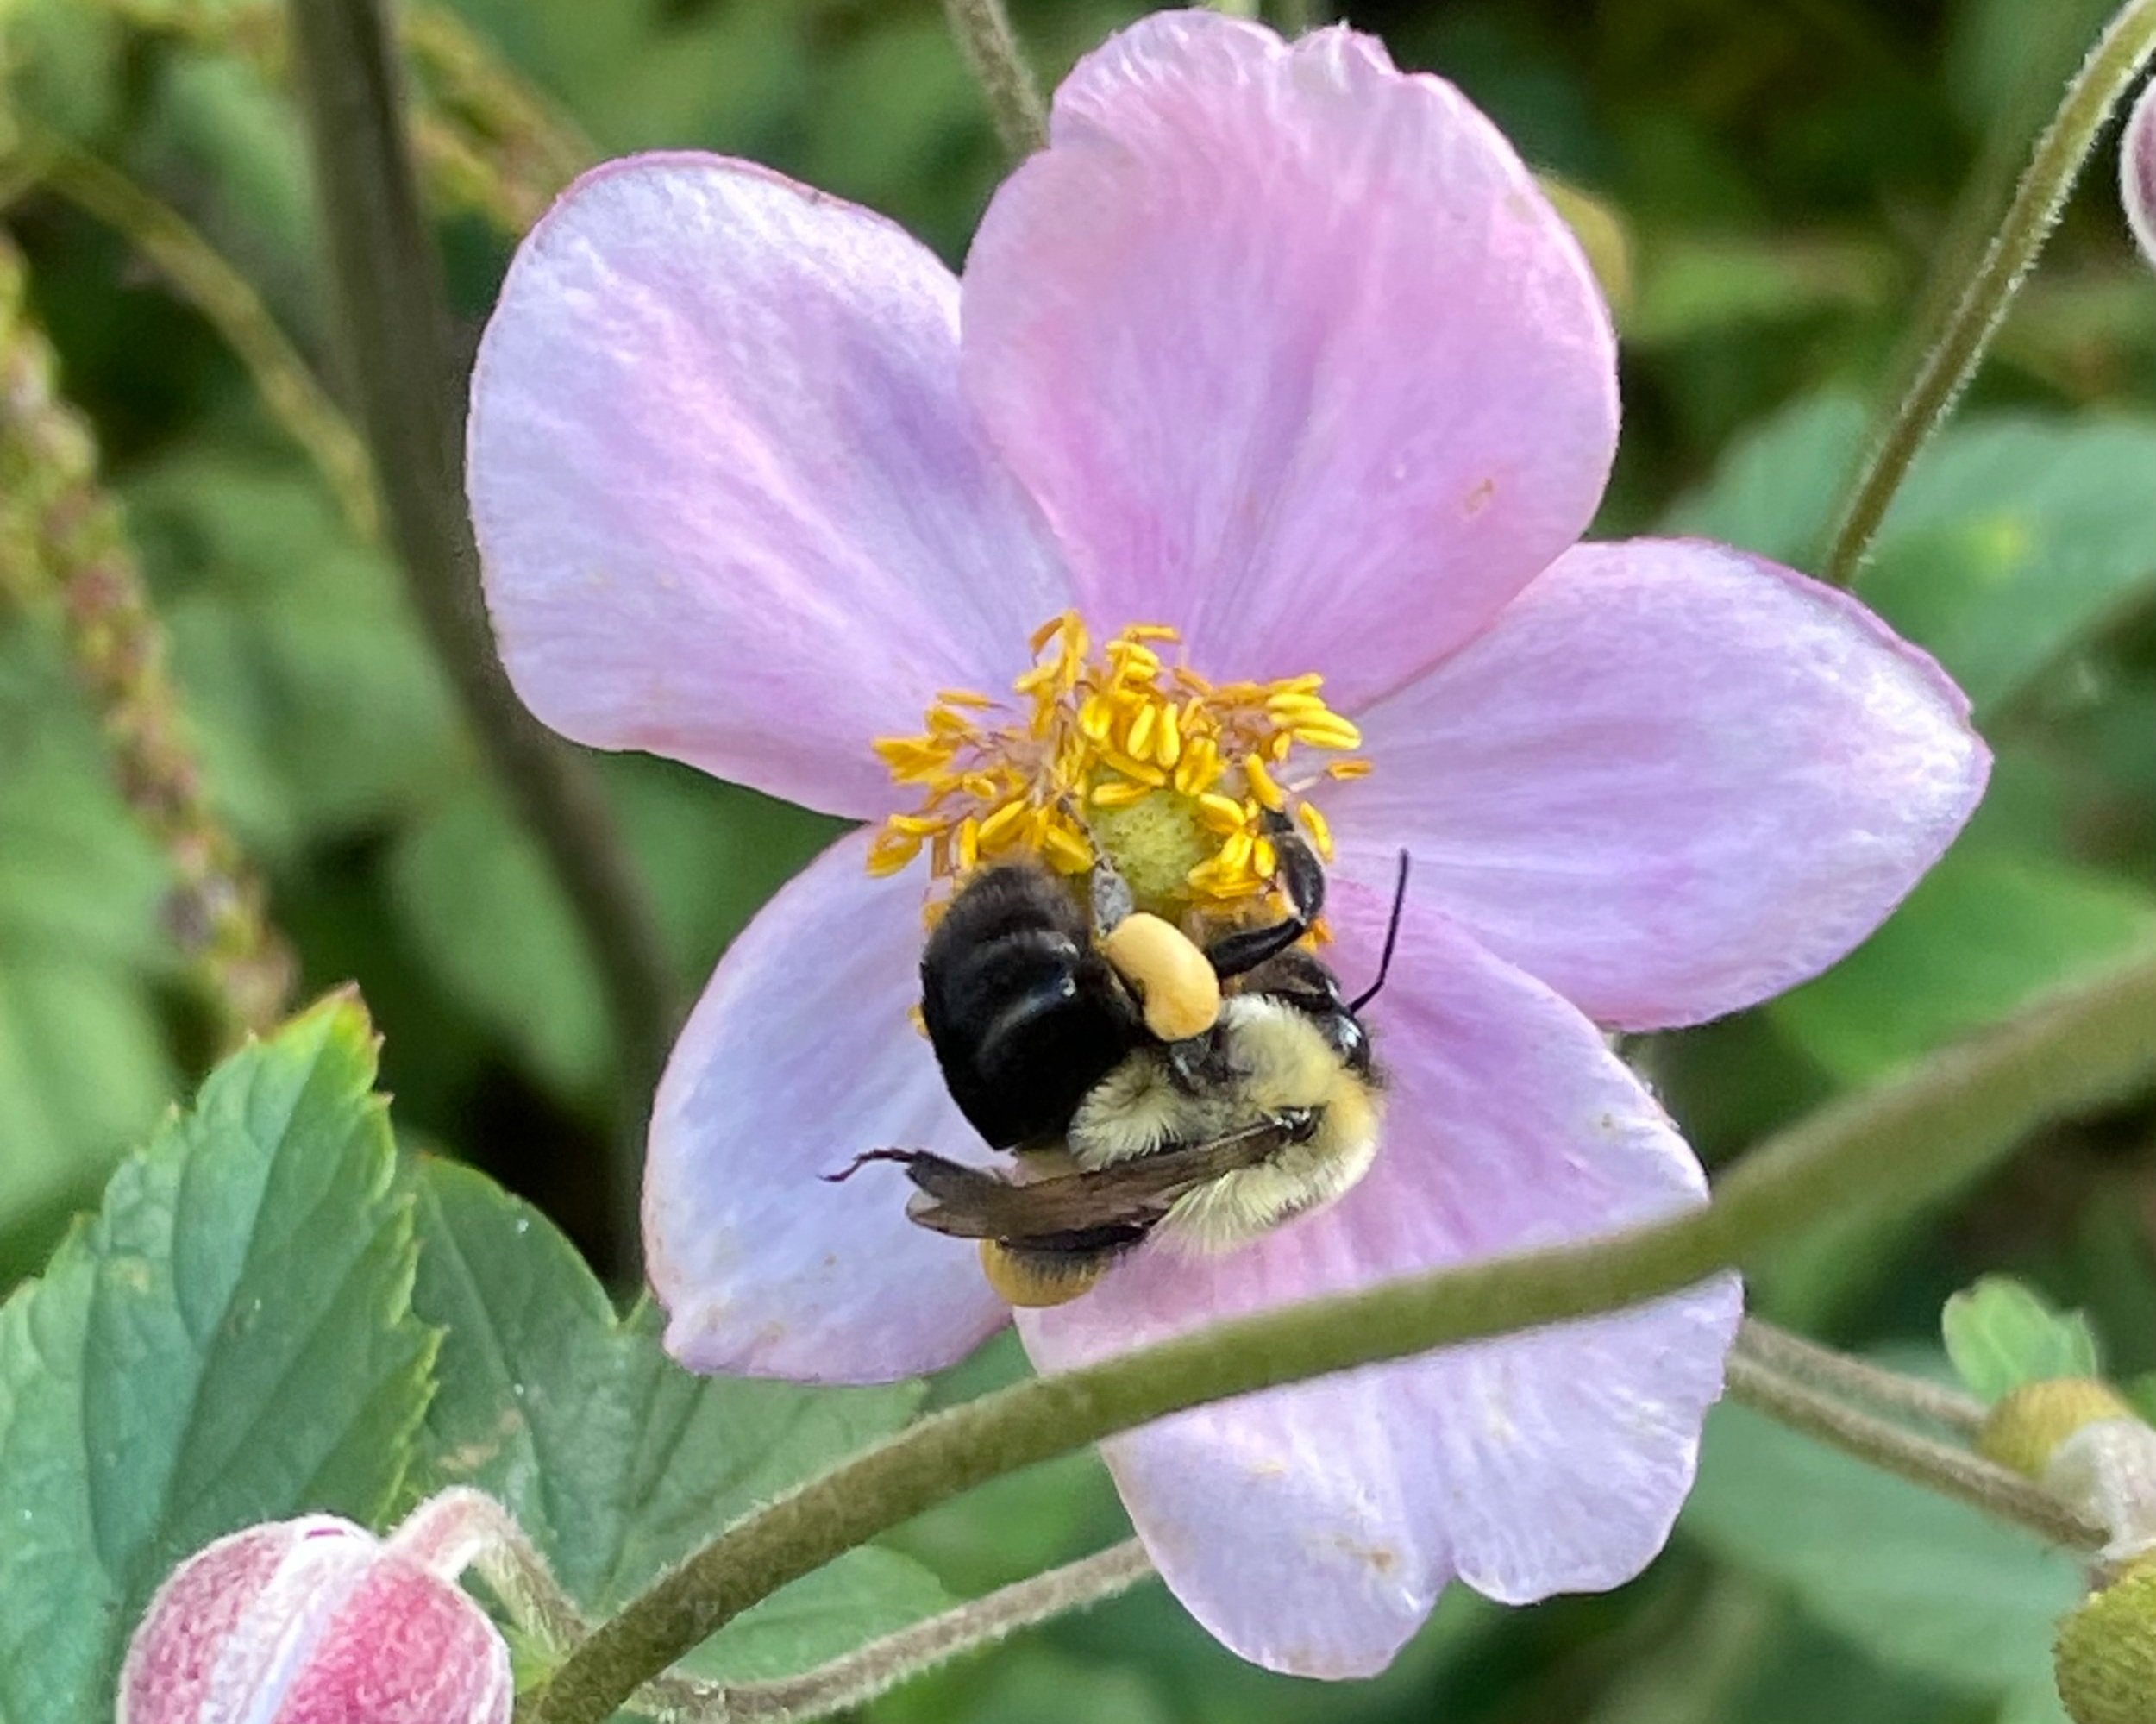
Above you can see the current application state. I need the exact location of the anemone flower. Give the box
[467,9,1987,1677]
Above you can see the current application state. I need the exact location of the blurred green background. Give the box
[3,0,2155,1719]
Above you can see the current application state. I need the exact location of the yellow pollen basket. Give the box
[868,612,1367,922]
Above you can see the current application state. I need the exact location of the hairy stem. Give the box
[1725,1352,2102,1549]
[1822,0,2156,584]
[520,947,2156,1724]
[284,0,677,1272]
[942,0,1048,156]
[669,1541,1154,1722]
[27,130,379,542]
[1735,1318,1987,1437]
[0,238,296,1038]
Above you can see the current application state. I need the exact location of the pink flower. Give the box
[467,10,1986,1677]
[117,1500,511,1724]
[2127,73,2156,271]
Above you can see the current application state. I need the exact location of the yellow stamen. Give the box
[866,615,1369,923]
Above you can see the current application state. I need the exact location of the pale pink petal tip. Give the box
[645,834,1010,1385]
[468,151,1063,819]
[117,1511,511,1724]
[1020,893,1744,1676]
[2127,76,2156,270]
[1335,539,1989,1031]
[962,9,1618,710]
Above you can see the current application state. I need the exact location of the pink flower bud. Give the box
[2127,75,2156,271]
[117,1511,512,1724]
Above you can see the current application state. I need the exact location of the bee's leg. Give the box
[1205,810,1327,980]
[1088,849,1138,942]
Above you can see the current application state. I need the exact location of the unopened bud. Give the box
[2057,1555,2156,1724]
[117,1499,512,1724]
[2126,75,2156,271]
[1979,1378,2135,1480]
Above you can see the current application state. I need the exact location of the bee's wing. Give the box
[881,1119,1296,1243]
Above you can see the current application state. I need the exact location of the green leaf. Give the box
[1683,1390,2083,1696]
[1664,392,1867,566]
[0,994,437,1724]
[1863,417,2156,714]
[1943,1277,2103,1403]
[121,450,466,852]
[0,630,178,1269]
[408,1159,948,1680]
[1770,845,2156,1083]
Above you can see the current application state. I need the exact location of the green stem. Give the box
[1735,1318,1986,1437]
[283,0,678,1274]
[941,0,1047,157]
[1822,0,2156,585]
[28,130,380,542]
[520,947,2156,1724]
[694,1540,1152,1721]
[1725,1352,2101,1549]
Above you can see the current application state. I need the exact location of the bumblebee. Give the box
[838,814,1404,1307]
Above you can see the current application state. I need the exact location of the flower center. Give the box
[868,612,1368,920]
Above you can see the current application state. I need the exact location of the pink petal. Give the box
[1331,538,1989,1031]
[2126,73,2156,271]
[960,13,1617,711]
[646,833,1009,1382]
[469,154,1066,818]
[1018,885,1739,1677]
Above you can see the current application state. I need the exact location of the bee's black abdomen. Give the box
[920,866,1141,1149]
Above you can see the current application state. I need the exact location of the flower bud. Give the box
[1978,1377,2134,1480]
[2127,74,2156,272]
[2056,1555,2156,1724]
[117,1506,512,1724]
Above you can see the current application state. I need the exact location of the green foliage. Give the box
[408,1159,948,1683]
[1943,1276,2103,1402]
[1683,1392,2083,1708]
[0,996,436,1724]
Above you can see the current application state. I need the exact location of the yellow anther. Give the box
[1326,758,1374,781]
[976,799,1031,851]
[866,831,923,876]
[1028,611,1075,654]
[1244,753,1288,813]
[1090,779,1154,809]
[1265,691,1332,720]
[1128,623,1181,642]
[1293,716,1363,750]
[954,816,981,873]
[1196,792,1247,834]
[1267,732,1294,762]
[1153,702,1183,768]
[1078,696,1117,742]
[1099,749,1168,787]
[1277,672,1325,694]
[1219,828,1255,876]
[1295,799,1335,860]
[1040,822,1094,874]
[1251,836,1278,881]
[1126,704,1158,761]
[937,687,997,709]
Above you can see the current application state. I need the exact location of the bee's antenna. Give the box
[1349,850,1411,1014]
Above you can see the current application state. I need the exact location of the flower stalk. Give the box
[941,0,1048,156]
[1723,1350,2103,1551]
[1822,0,2156,585]
[283,0,676,1270]
[517,944,2156,1724]
[0,235,295,1039]
[1735,1317,1987,1438]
